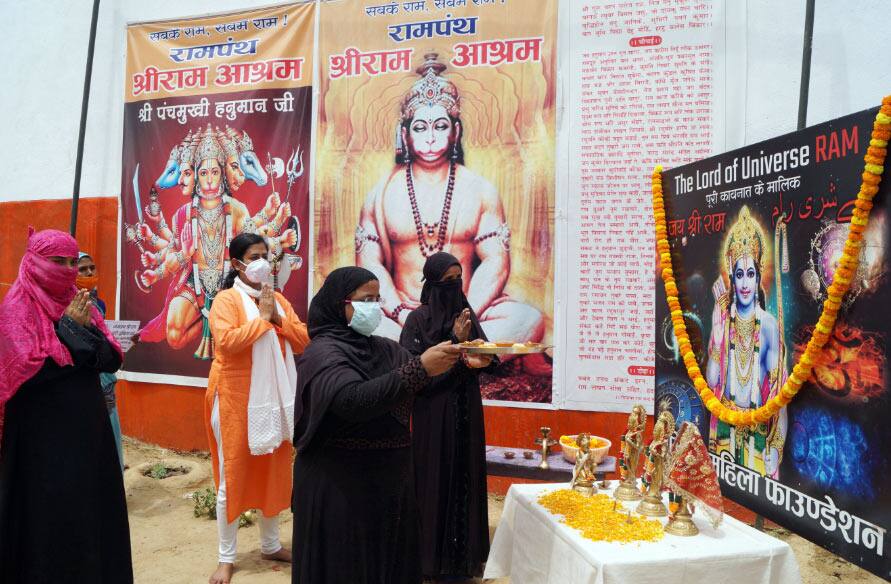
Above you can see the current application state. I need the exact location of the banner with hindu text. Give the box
[119,2,315,383]
[559,0,747,413]
[655,108,891,578]
[314,0,558,406]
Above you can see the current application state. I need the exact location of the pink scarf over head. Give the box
[0,229,122,439]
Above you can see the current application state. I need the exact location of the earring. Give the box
[395,123,408,164]
[450,142,459,161]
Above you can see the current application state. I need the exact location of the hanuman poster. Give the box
[119,3,315,381]
[655,108,890,578]
[314,0,558,404]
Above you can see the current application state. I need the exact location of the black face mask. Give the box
[433,278,463,291]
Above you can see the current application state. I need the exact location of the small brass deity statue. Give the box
[636,410,675,517]
[534,426,558,471]
[614,404,646,501]
[569,433,598,496]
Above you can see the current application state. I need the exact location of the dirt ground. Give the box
[123,439,883,584]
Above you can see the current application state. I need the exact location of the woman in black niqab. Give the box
[291,267,462,584]
[400,252,496,580]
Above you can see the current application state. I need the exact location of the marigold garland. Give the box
[652,96,891,427]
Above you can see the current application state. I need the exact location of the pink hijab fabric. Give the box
[0,228,122,441]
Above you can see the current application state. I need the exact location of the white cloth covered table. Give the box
[484,483,801,584]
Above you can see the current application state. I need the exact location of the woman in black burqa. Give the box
[400,252,497,580]
[0,229,132,583]
[291,266,490,584]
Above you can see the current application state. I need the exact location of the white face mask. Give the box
[348,301,383,336]
[241,258,272,285]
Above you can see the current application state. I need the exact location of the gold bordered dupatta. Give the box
[665,422,724,528]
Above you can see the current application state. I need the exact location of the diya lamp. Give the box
[534,427,557,471]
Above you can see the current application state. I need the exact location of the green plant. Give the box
[148,463,169,480]
[192,487,217,519]
[191,488,254,529]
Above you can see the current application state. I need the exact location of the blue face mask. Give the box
[349,302,382,336]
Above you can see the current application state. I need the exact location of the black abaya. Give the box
[399,252,492,579]
[0,316,132,584]
[291,267,429,584]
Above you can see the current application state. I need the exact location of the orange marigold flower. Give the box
[836,266,854,279]
[862,172,881,185]
[754,410,773,424]
[855,199,874,211]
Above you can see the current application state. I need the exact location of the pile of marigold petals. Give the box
[538,489,664,543]
[650,95,891,427]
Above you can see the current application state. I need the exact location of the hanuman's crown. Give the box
[171,130,191,163]
[726,206,763,267]
[216,126,239,159]
[239,130,255,154]
[167,141,183,162]
[400,53,460,121]
[224,126,255,154]
[179,129,200,165]
[196,124,224,165]
[224,127,243,154]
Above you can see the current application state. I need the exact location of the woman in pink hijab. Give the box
[0,228,133,583]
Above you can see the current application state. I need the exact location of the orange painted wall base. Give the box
[116,380,208,452]
[0,197,119,314]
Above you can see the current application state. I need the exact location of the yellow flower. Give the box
[539,490,664,544]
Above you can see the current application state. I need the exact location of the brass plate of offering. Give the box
[457,341,551,355]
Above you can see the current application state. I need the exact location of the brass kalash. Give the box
[664,497,699,536]
[614,404,646,501]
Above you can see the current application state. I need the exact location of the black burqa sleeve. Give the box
[293,266,431,453]
[26,316,122,386]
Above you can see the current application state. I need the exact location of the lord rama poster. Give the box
[119,3,315,383]
[655,108,890,578]
[314,0,558,405]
